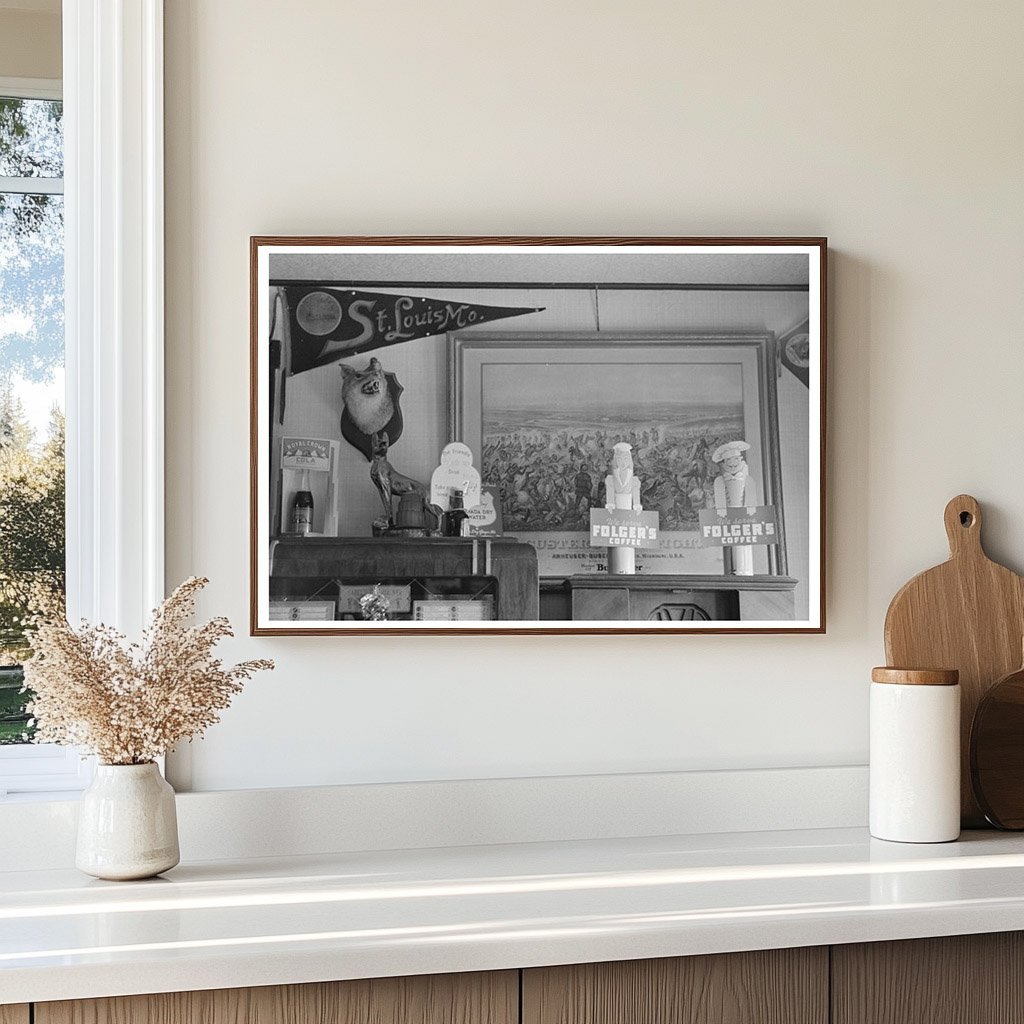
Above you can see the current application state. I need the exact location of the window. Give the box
[0,78,83,797]
[0,5,166,798]
[0,86,65,716]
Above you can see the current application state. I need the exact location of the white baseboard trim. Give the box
[0,765,868,872]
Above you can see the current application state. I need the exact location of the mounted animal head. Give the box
[338,358,405,461]
[340,357,393,436]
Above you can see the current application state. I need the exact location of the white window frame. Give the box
[0,0,165,799]
[0,77,63,195]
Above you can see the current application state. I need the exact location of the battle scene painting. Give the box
[481,362,745,534]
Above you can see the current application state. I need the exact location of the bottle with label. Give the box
[290,470,314,535]
[444,488,469,538]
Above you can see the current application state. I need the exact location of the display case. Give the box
[270,538,539,622]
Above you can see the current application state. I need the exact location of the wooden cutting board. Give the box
[884,494,1024,827]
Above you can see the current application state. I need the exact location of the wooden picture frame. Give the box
[251,236,827,635]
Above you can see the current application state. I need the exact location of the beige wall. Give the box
[0,9,60,80]
[164,0,1024,790]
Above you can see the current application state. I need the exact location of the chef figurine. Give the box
[604,442,642,574]
[712,440,755,576]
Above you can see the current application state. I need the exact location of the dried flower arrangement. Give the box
[23,577,273,765]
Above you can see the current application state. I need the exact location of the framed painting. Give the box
[451,334,784,579]
[251,236,826,634]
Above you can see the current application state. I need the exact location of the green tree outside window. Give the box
[0,95,65,743]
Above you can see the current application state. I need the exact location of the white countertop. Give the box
[4,826,1024,1004]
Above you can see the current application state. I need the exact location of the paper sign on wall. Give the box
[464,484,503,537]
[430,442,481,511]
[281,437,332,472]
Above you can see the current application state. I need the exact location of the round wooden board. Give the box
[971,664,1024,829]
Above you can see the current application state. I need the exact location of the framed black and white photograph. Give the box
[251,237,826,634]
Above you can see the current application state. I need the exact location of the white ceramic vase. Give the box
[76,762,180,880]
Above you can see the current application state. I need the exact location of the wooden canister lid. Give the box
[871,667,959,686]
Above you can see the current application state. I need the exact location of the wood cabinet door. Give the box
[36,971,517,1024]
[832,932,1024,1024]
[0,1007,29,1024]
[523,949,828,1024]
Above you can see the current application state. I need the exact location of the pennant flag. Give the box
[282,287,544,375]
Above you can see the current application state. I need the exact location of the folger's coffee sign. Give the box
[284,287,544,374]
[698,506,778,546]
[589,509,661,549]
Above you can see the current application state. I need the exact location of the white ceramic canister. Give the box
[870,667,960,843]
